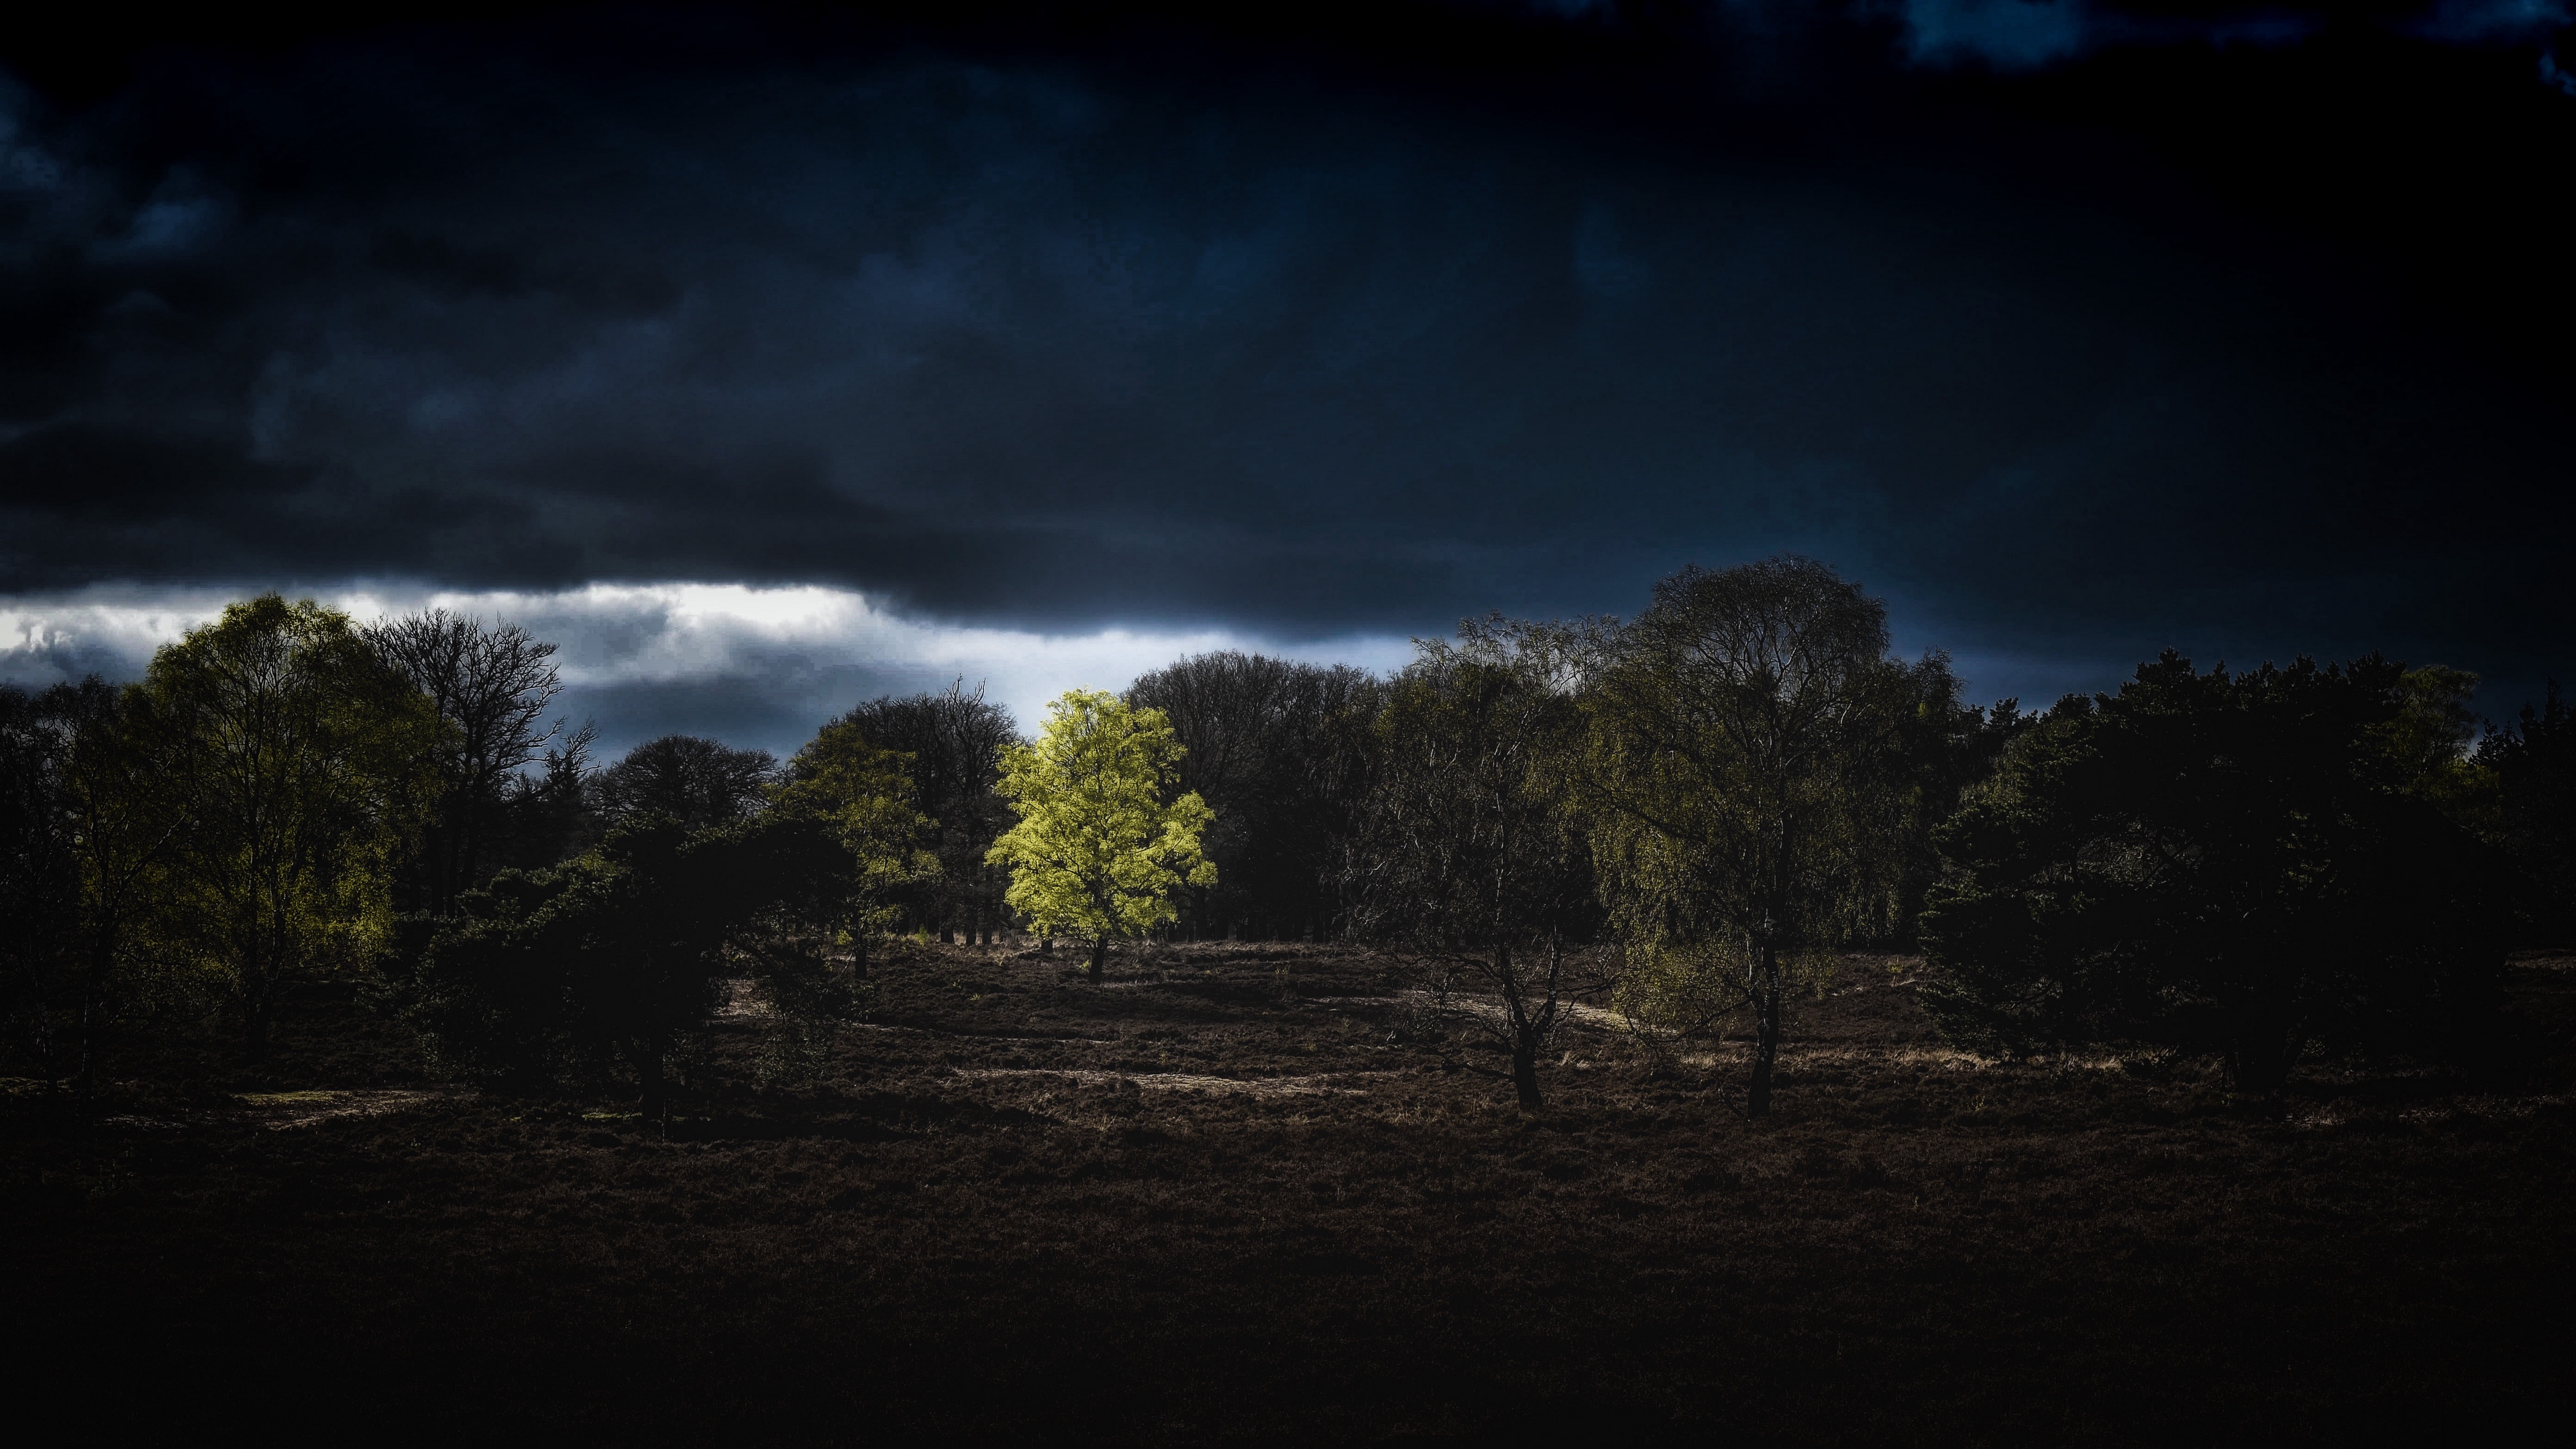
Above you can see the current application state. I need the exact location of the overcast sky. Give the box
[5,2,2571,755]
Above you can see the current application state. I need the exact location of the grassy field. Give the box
[6,943,2573,1443]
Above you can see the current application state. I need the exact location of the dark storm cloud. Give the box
[2,2,2572,718]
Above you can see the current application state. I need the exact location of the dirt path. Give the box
[104,1089,458,1134]
[951,1067,1393,1097]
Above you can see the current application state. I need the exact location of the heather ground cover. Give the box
[7,943,2571,1444]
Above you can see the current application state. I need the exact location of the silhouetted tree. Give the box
[2473,680,2576,935]
[1921,652,2510,1091]
[366,608,568,913]
[1577,557,1921,1118]
[0,684,83,1085]
[1345,620,1598,1108]
[397,814,861,1116]
[1128,652,1383,942]
[594,734,777,831]
[490,718,602,871]
[829,682,1016,941]
[1,678,183,1093]
[1878,665,2031,946]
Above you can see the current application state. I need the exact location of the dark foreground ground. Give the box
[7,944,2574,1444]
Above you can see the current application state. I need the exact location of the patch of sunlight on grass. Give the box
[236,1091,339,1105]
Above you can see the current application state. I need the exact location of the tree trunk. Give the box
[635,1042,668,1126]
[1496,942,1544,1108]
[244,967,274,1061]
[1747,940,1782,1119]
[2228,970,2298,1095]
[1511,1039,1544,1108]
[852,930,869,980]
[76,987,97,1101]
[2227,1028,2297,1095]
[1087,937,1108,984]
[78,936,111,1100]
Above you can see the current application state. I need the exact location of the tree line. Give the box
[5,559,2569,1117]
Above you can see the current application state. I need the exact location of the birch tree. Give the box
[1580,557,1913,1118]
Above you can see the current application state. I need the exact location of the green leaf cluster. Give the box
[985,690,1215,972]
[136,594,444,1049]
[1569,561,1923,1106]
[769,716,941,949]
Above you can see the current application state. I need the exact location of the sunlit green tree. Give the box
[986,690,1216,982]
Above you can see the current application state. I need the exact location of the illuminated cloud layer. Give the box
[0,583,1417,755]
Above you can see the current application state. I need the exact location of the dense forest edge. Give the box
[3,554,2571,1118]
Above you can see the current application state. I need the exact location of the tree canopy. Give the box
[1576,556,1927,1117]
[1128,651,1381,943]
[986,690,1216,981]
[594,734,778,832]
[142,594,442,1051]
[1345,619,1597,1107]
[1921,652,2510,1090]
[2471,680,2576,934]
[1,683,86,1085]
[768,715,939,971]
[366,608,568,914]
[394,812,867,1114]
[826,682,1016,941]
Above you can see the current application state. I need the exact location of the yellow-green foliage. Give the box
[1577,561,1907,1012]
[1613,934,1841,1036]
[140,594,441,1032]
[769,716,938,935]
[985,690,1216,949]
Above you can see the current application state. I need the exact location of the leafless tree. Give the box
[367,609,568,914]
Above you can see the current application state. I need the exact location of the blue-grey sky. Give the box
[4,2,2571,754]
